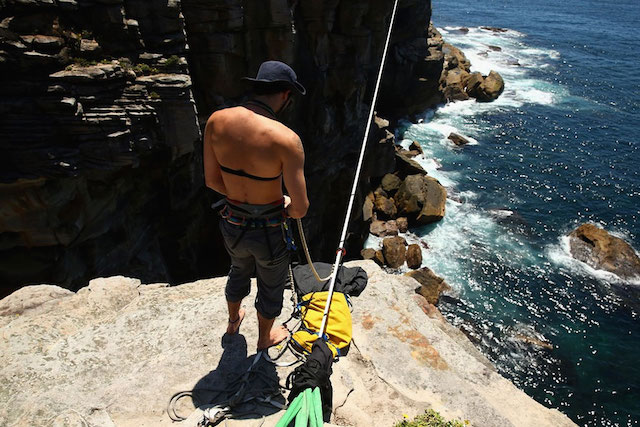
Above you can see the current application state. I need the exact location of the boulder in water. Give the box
[406,267,451,305]
[409,140,424,155]
[381,173,402,194]
[395,150,427,178]
[481,26,508,33]
[467,70,504,102]
[382,236,407,269]
[396,217,409,233]
[395,175,447,225]
[374,193,397,219]
[448,132,470,146]
[370,220,398,237]
[406,244,422,270]
[481,71,505,101]
[568,223,640,280]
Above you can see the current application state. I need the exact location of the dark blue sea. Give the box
[373,0,640,425]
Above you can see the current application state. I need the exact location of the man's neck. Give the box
[248,97,279,119]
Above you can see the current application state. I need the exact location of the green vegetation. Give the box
[65,57,112,70]
[131,63,159,75]
[118,59,159,76]
[149,91,160,99]
[394,410,467,427]
[160,55,181,69]
[66,57,98,69]
[81,29,93,39]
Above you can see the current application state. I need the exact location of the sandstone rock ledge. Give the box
[0,261,575,427]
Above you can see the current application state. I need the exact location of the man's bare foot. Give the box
[257,324,289,350]
[227,308,245,335]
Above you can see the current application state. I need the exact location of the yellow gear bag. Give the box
[291,291,352,358]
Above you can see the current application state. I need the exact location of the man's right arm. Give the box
[282,134,309,218]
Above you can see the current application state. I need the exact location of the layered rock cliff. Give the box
[0,261,576,426]
[1,0,448,295]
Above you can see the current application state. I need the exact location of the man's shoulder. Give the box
[270,121,300,145]
[208,106,246,123]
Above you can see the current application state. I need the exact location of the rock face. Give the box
[0,261,577,427]
[0,0,214,296]
[0,0,444,295]
[568,224,640,280]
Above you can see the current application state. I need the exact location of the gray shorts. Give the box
[219,219,290,319]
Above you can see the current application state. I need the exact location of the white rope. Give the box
[317,0,400,337]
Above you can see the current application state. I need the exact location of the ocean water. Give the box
[384,0,640,425]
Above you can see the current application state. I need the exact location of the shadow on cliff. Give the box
[186,333,283,421]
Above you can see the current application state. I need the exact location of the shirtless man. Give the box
[203,61,309,350]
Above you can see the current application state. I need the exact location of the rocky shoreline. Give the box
[356,25,508,305]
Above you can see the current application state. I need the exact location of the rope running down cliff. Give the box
[311,0,400,337]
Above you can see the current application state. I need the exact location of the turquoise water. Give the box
[390,1,640,425]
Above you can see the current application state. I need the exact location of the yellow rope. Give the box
[296,218,334,282]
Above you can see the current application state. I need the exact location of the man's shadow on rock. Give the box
[190,332,284,420]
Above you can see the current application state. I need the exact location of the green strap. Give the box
[275,391,305,427]
[276,387,324,427]
[307,388,317,427]
[295,389,310,427]
[312,387,323,426]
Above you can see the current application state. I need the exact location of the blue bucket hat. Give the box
[242,60,306,95]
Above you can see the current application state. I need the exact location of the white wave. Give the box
[489,209,514,218]
[546,236,640,286]
[516,88,555,105]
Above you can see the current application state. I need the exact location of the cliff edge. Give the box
[0,261,575,427]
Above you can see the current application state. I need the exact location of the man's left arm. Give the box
[203,116,227,195]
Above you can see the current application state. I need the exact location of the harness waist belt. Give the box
[221,198,286,228]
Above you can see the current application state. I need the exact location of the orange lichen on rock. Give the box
[388,325,449,370]
[361,313,379,330]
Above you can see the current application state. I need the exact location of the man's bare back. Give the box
[203,105,308,218]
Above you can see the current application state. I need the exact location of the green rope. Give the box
[311,388,323,427]
[275,391,304,427]
[295,389,310,427]
[275,387,323,427]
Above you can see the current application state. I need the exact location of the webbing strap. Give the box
[318,0,400,337]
